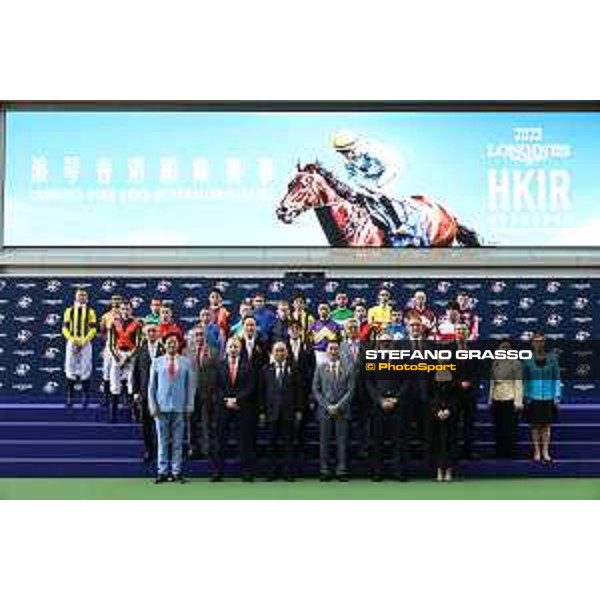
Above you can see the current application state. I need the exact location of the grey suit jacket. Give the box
[312,360,355,418]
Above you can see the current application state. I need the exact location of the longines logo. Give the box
[573,383,595,391]
[515,317,538,324]
[45,280,62,292]
[518,297,535,309]
[179,316,197,324]
[14,316,36,323]
[101,280,118,292]
[570,282,592,290]
[72,282,92,289]
[239,283,260,291]
[44,347,61,359]
[43,381,60,394]
[44,313,61,326]
[293,283,315,291]
[17,296,33,309]
[488,300,510,307]
[545,333,565,340]
[16,330,33,343]
[40,367,61,374]
[42,299,63,306]
[573,297,590,310]
[156,280,172,292]
[347,283,370,290]
[515,283,537,291]
[180,282,204,290]
[13,350,34,357]
[0,299,9,305]
[572,317,593,324]
[12,383,33,391]
[460,283,481,291]
[126,282,147,289]
[15,282,37,289]
[42,333,63,340]
[489,333,511,340]
[543,299,564,307]
[183,297,200,309]
[402,283,425,291]
[15,363,31,377]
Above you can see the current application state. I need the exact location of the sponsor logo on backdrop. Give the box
[42,333,63,340]
[324,281,339,293]
[0,299,9,305]
[572,317,593,324]
[518,297,535,309]
[520,331,535,341]
[575,364,591,377]
[575,331,591,341]
[402,283,425,291]
[42,299,63,306]
[381,281,395,289]
[239,283,260,291]
[543,299,564,306]
[72,282,92,290]
[179,316,197,324]
[268,281,285,293]
[15,363,31,377]
[180,282,203,290]
[515,283,537,290]
[573,297,589,310]
[545,333,566,340]
[489,299,510,307]
[16,330,33,343]
[130,296,144,309]
[573,383,595,392]
[45,280,62,292]
[489,333,511,340]
[213,281,230,292]
[40,367,62,374]
[12,384,33,391]
[43,381,60,394]
[101,280,118,292]
[183,297,200,309]
[492,314,508,327]
[125,282,147,289]
[44,347,60,359]
[0,314,5,323]
[17,296,33,309]
[13,350,34,357]
[156,280,172,292]
[14,316,36,323]
[547,313,563,327]
[461,283,481,291]
[44,313,61,326]
[293,283,316,291]
[491,281,507,293]
[546,281,561,293]
[347,283,370,291]
[570,282,592,290]
[0,280,7,291]
[16,282,37,289]
[437,281,452,293]
[515,317,538,324]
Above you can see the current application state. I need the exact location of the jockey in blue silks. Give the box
[332,130,426,246]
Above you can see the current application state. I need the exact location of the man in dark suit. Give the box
[312,339,355,481]
[403,317,433,467]
[453,322,482,459]
[213,336,256,482]
[261,341,302,481]
[185,326,219,459]
[287,320,315,460]
[366,333,410,481]
[132,323,165,462]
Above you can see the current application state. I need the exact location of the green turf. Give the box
[0,477,598,500]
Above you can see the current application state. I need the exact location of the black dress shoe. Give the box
[154,474,169,484]
[172,474,187,484]
[320,474,333,482]
[336,475,349,482]
[211,474,223,482]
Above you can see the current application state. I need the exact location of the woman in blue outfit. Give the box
[523,332,561,464]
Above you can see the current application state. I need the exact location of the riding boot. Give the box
[65,379,76,408]
[81,379,91,409]
[109,394,120,423]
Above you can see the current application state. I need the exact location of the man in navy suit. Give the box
[261,341,302,481]
[213,337,256,482]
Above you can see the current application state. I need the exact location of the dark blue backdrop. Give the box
[0,276,596,401]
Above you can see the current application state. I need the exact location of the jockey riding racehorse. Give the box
[275,162,481,248]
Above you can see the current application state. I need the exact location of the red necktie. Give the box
[229,359,238,384]
[167,356,176,379]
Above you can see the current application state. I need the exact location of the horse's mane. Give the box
[305,162,354,201]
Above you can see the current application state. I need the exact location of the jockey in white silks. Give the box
[332,130,426,246]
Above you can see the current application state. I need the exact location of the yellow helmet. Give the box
[332,130,358,151]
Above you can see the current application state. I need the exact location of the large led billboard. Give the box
[4,109,598,247]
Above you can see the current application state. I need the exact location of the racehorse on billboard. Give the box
[275,163,481,247]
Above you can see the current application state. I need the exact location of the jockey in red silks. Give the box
[332,130,426,246]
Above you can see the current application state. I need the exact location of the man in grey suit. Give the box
[148,333,195,484]
[312,339,355,481]
[185,326,219,459]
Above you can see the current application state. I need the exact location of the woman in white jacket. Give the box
[488,339,523,459]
